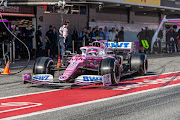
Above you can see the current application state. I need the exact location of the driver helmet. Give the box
[88,49,98,56]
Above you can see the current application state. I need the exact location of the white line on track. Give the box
[2,71,180,120]
[125,70,180,80]
[0,103,42,114]
[0,89,61,100]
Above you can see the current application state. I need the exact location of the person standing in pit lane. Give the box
[15,26,21,60]
[59,22,69,56]
[169,37,174,53]
[109,27,116,42]
[35,25,43,58]
[153,37,161,54]
[45,25,53,57]
[117,27,124,42]
[71,26,79,53]
[79,27,89,46]
[172,26,178,52]
[145,27,151,54]
[103,26,109,41]
[98,28,105,40]
[88,27,93,43]
[91,28,97,41]
[95,26,99,37]
[51,27,58,59]
[25,25,34,59]
[137,28,146,53]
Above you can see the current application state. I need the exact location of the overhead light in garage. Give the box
[138,6,144,9]
[125,5,131,7]
[71,10,80,12]
[65,4,73,7]
[160,9,165,11]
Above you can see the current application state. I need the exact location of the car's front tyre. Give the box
[99,58,121,85]
[33,57,54,76]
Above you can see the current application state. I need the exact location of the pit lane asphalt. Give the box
[1,54,180,120]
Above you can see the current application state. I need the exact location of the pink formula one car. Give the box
[23,41,148,86]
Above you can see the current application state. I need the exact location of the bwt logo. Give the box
[83,76,102,82]
[33,75,50,81]
[105,42,130,48]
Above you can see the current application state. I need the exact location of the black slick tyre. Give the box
[99,58,120,85]
[33,57,54,76]
[130,54,148,76]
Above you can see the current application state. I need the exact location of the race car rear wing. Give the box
[105,42,134,50]
[92,41,135,53]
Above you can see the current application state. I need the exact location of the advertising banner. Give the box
[124,0,161,6]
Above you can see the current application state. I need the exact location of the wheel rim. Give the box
[113,61,120,84]
[144,59,147,74]
[46,60,54,74]
[143,56,148,74]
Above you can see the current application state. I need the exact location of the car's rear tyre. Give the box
[130,54,148,76]
[33,57,54,76]
[99,58,120,85]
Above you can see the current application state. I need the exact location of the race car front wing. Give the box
[23,73,112,86]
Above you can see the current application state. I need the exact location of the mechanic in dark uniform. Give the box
[169,37,174,53]
[153,37,161,54]
[117,27,124,42]
[35,25,43,58]
[71,26,79,53]
[51,27,58,59]
[172,25,178,52]
[80,27,89,46]
[137,28,146,53]
[15,26,21,59]
[25,25,34,58]
[46,25,53,57]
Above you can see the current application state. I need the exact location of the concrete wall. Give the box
[134,15,159,24]
[89,8,128,23]
[131,11,159,24]
[89,8,159,24]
